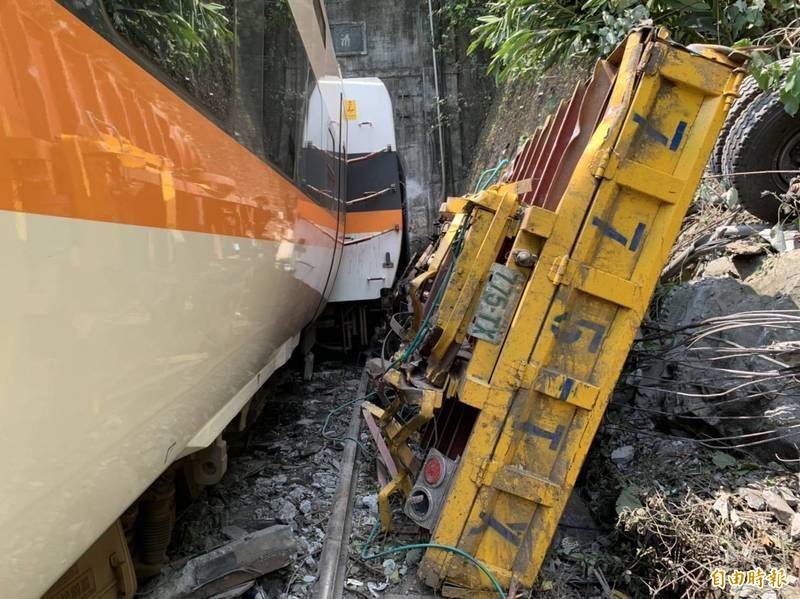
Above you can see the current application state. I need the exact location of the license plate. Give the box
[467,264,525,344]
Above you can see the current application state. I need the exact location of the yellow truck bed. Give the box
[372,27,745,596]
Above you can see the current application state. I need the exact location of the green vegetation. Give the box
[106,1,233,70]
[105,1,234,117]
[444,0,800,113]
[749,33,800,114]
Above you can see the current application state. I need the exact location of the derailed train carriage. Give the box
[0,1,403,596]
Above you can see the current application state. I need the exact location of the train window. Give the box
[258,0,312,178]
[58,3,302,170]
[106,2,235,123]
[56,0,234,123]
[56,0,337,201]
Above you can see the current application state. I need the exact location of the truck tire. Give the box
[711,59,794,175]
[709,74,764,174]
[721,91,800,222]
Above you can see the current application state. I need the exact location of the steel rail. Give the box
[315,369,369,599]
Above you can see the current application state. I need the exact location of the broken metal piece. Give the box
[363,404,400,480]
[146,526,297,599]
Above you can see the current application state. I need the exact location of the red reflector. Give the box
[423,456,444,486]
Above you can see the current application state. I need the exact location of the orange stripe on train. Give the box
[0,1,338,241]
[346,210,403,234]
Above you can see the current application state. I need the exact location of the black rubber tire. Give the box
[709,75,765,174]
[721,91,800,222]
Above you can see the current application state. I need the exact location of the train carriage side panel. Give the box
[0,1,343,596]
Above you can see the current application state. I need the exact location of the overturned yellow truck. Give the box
[368,27,747,596]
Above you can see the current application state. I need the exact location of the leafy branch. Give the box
[104,0,234,118]
[106,0,233,73]
[745,19,800,114]
[462,0,800,111]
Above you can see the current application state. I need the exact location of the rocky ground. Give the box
[533,188,800,599]
[136,363,433,599]
[138,188,800,599]
[136,365,362,598]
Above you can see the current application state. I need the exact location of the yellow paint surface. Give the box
[376,28,744,595]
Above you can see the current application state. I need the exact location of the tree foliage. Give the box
[105,1,234,117]
[106,0,233,73]
[461,0,800,112]
[746,21,800,114]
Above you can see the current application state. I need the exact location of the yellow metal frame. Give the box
[375,184,524,530]
[426,187,520,384]
[409,211,466,328]
[375,27,744,595]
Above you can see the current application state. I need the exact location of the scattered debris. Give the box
[610,445,635,465]
[138,366,370,599]
[739,487,767,511]
[763,490,795,525]
[140,194,800,599]
[144,526,296,599]
[367,580,389,596]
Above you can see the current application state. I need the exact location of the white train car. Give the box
[329,78,404,302]
[0,1,398,597]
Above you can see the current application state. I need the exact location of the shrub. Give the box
[462,0,800,112]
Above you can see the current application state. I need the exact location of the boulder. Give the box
[636,251,800,468]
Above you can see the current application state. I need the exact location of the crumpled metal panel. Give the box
[504,60,617,211]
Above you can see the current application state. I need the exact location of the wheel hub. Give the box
[775,128,800,188]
